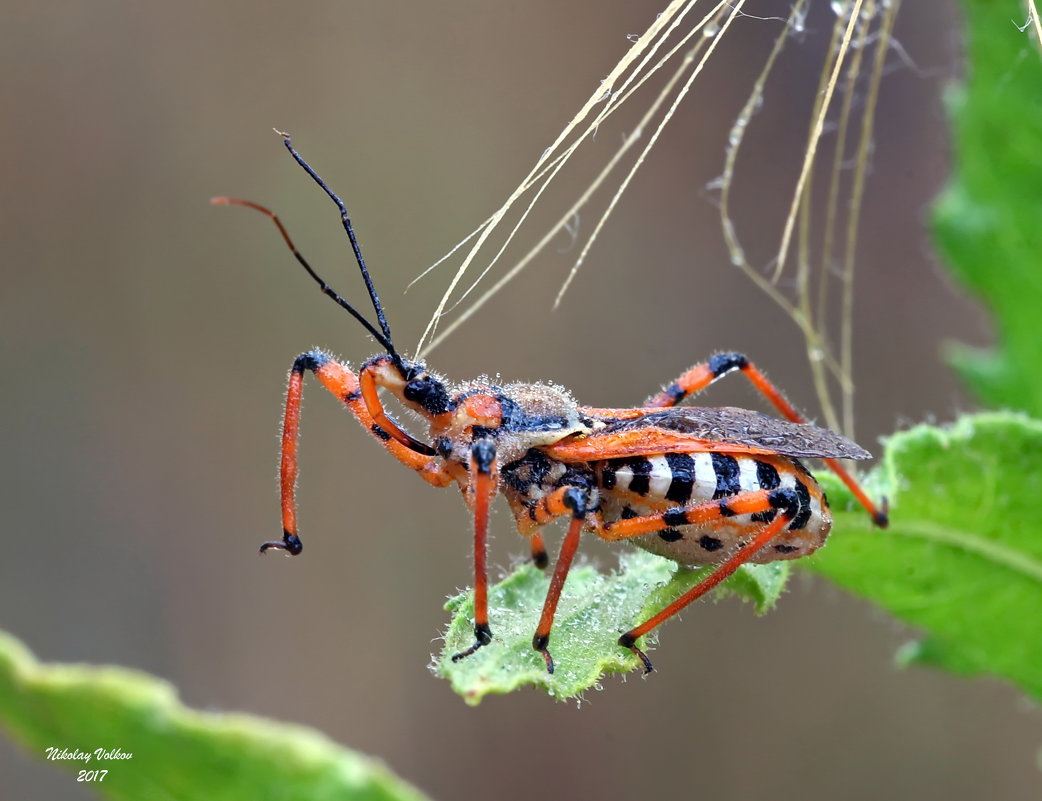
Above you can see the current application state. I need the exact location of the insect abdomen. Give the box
[594,452,831,565]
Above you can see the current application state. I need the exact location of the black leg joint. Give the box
[532,549,549,569]
[874,497,891,528]
[471,440,496,475]
[361,354,393,372]
[663,508,688,528]
[768,488,800,519]
[293,349,331,374]
[663,382,686,403]
[617,632,636,649]
[562,487,588,519]
[708,352,748,377]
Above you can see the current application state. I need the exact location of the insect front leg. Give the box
[451,440,499,662]
[506,500,562,570]
[261,349,451,556]
[358,355,441,455]
[645,352,888,528]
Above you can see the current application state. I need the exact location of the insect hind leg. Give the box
[618,489,801,673]
[645,352,888,528]
[594,488,785,542]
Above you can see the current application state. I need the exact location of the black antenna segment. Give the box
[209,193,397,358]
[211,132,405,367]
[276,131,399,361]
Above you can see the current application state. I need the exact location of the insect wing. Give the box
[547,406,871,462]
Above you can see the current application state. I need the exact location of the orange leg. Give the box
[452,440,499,662]
[261,350,451,556]
[593,489,781,542]
[507,498,550,567]
[618,500,798,673]
[528,532,549,569]
[526,486,591,673]
[529,487,796,673]
[644,353,888,527]
[358,356,438,455]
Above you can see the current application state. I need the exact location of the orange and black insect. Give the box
[214,134,889,674]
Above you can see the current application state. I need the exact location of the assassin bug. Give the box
[214,134,889,675]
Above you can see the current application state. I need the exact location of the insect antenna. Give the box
[211,195,399,359]
[212,132,406,370]
[276,132,405,370]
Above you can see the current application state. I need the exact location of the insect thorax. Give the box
[433,379,593,469]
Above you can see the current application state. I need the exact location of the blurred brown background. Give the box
[3,1,1038,799]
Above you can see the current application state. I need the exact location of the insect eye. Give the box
[403,377,432,404]
[403,376,454,415]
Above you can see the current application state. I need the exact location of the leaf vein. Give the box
[894,521,1042,585]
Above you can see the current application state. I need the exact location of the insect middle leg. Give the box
[522,486,592,673]
[645,352,888,527]
[528,532,549,569]
[262,349,452,556]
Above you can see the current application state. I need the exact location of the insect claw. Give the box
[532,633,555,673]
[632,646,655,675]
[259,532,303,556]
[452,622,492,662]
[619,633,655,674]
[450,644,480,662]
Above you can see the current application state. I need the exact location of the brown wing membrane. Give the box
[547,406,871,462]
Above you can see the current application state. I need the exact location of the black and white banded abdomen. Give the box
[594,452,832,565]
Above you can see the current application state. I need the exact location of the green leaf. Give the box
[806,412,1042,702]
[0,631,430,801]
[436,551,789,704]
[933,1,1042,414]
